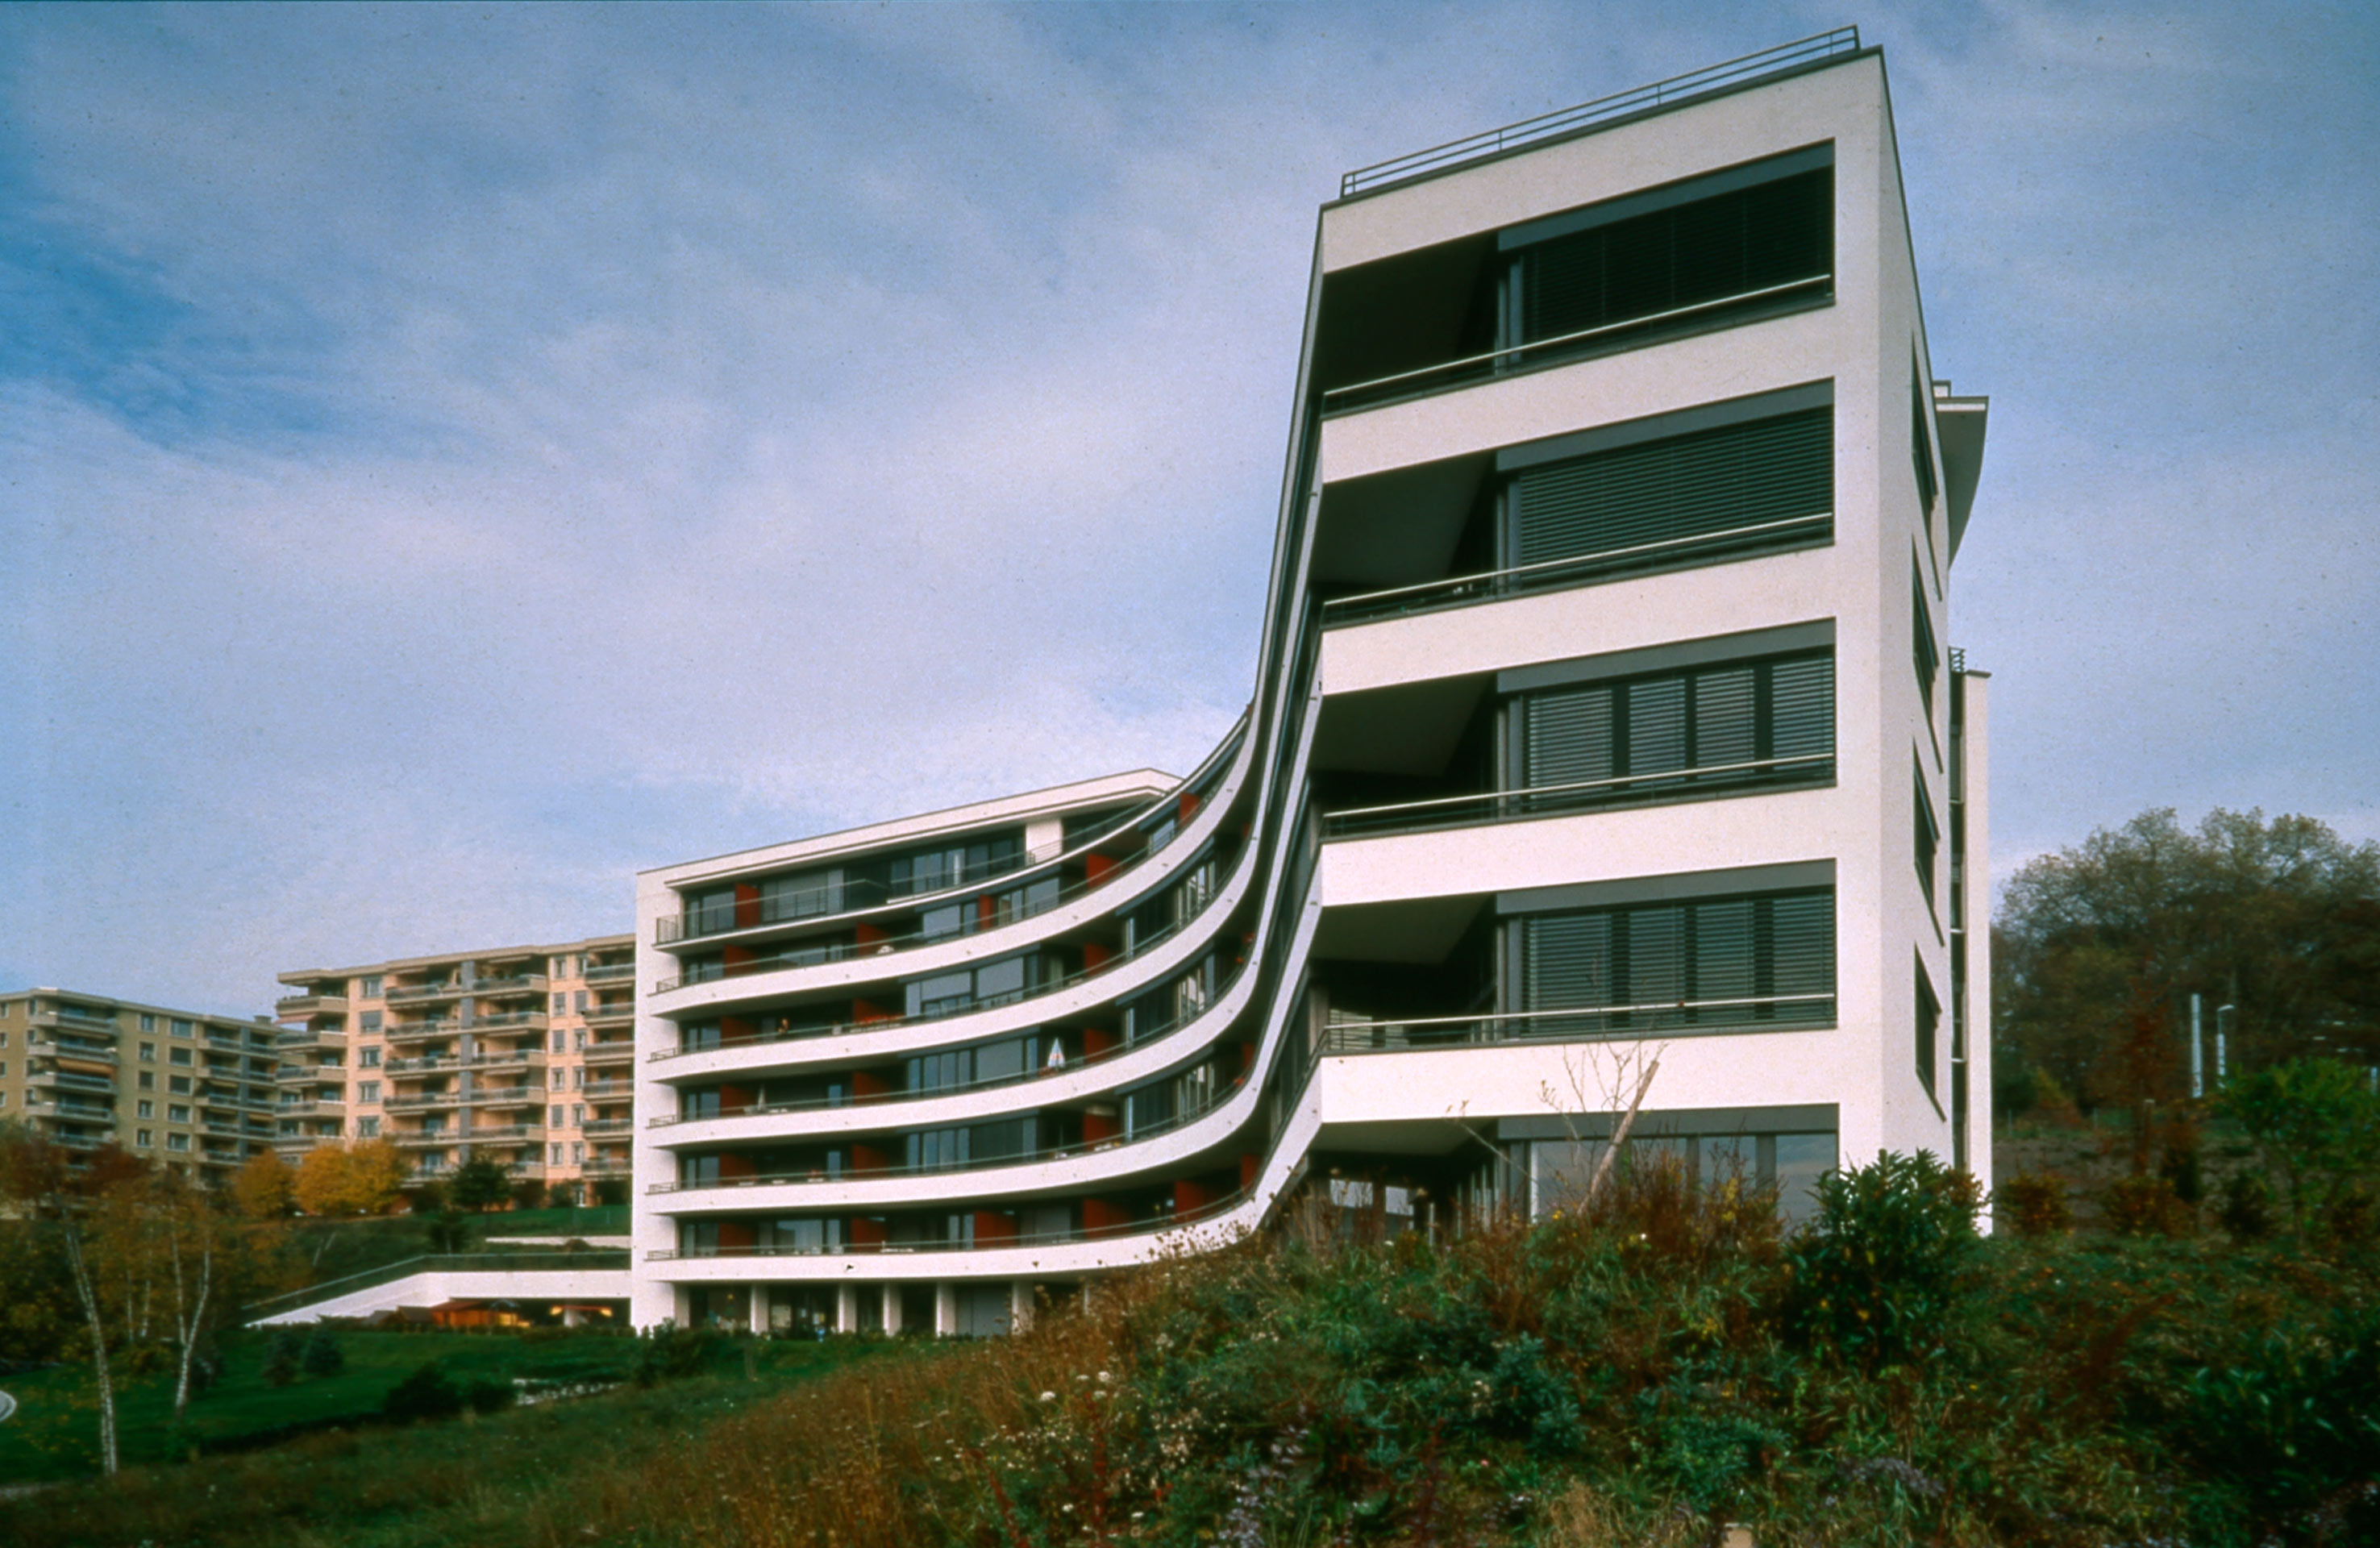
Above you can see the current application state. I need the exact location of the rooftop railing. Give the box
[1338,28,1860,197]
[1315,995,1836,1056]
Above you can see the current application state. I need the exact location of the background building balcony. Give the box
[275,991,348,1016]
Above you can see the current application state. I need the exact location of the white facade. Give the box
[630,39,1991,1333]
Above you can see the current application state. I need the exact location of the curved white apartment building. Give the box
[632,32,1992,1335]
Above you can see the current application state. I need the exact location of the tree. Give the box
[293,1139,407,1217]
[1995,808,2380,1112]
[449,1155,513,1212]
[231,1151,296,1219]
[0,1125,144,1475]
[2220,1058,2380,1234]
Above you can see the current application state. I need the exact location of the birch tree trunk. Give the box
[61,1218,119,1477]
[169,1214,214,1423]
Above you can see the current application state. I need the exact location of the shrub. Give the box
[2102,1174,2192,1238]
[511,1179,548,1211]
[634,1325,733,1388]
[2158,1136,2204,1205]
[404,1180,448,1214]
[592,1177,629,1207]
[2217,1172,2274,1242]
[261,1326,302,1388]
[465,1378,514,1415]
[2220,1057,2380,1232]
[300,1327,344,1378]
[2324,1184,2378,1249]
[382,1361,464,1422]
[1993,1171,2072,1238]
[426,1209,472,1254]
[2178,1305,2380,1538]
[449,1156,513,1212]
[1785,1151,1978,1367]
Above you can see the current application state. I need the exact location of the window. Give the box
[360,976,382,997]
[1916,959,1941,1099]
[550,1105,565,1127]
[1505,403,1833,585]
[572,1067,585,1090]
[903,952,1051,1020]
[549,1142,563,1164]
[171,1018,193,1037]
[139,1042,156,1062]
[551,1030,565,1052]
[1504,150,1833,363]
[572,1030,586,1051]
[1912,368,1939,516]
[137,1129,153,1147]
[1519,887,1837,1034]
[572,1105,585,1127]
[165,1133,190,1151]
[137,1100,154,1118]
[359,1010,382,1033]
[574,991,588,1013]
[551,992,565,1013]
[169,1075,191,1095]
[139,1013,156,1032]
[358,1080,381,1103]
[1912,562,1938,723]
[357,1117,380,1138]
[760,868,843,922]
[1517,649,1833,816]
[137,1072,155,1091]
[1914,762,1940,910]
[570,1142,585,1165]
[551,1069,565,1089]
[168,1104,190,1122]
[169,1046,193,1067]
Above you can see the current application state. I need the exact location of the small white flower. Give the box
[1039,1390,1056,1402]
[1096,1370,1112,1384]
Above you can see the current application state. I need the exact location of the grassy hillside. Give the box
[285,1204,627,1287]
[7,1159,2374,1546]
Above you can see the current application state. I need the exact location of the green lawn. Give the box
[0,1325,643,1484]
[287,1203,627,1285]
[0,1334,913,1547]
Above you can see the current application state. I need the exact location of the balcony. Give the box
[466,973,549,1001]
[385,980,466,1005]
[385,1092,464,1112]
[385,1019,460,1042]
[33,1005,122,1032]
[51,1129,121,1151]
[466,1044,548,1072]
[582,1155,632,1177]
[275,992,348,1016]
[27,1068,116,1096]
[460,1124,539,1143]
[29,1038,119,1065]
[464,1085,541,1108]
[581,1078,635,1101]
[277,1063,342,1086]
[275,1026,347,1051]
[467,1009,550,1034]
[583,1117,634,1136]
[583,1040,635,1066]
[51,1099,117,1122]
[393,1130,458,1149]
[277,1098,346,1118]
[584,961,636,984]
[585,1001,633,1027]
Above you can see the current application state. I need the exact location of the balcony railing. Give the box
[582,1156,632,1176]
[464,1085,541,1107]
[275,992,348,1014]
[385,1092,464,1111]
[584,962,637,984]
[583,1117,634,1135]
[1320,754,1835,841]
[385,1020,459,1040]
[649,1181,1255,1262]
[30,1038,119,1064]
[583,1041,635,1063]
[27,1069,116,1094]
[385,981,464,1004]
[1321,514,1833,628]
[466,1009,550,1032]
[1338,29,1860,196]
[652,727,1244,954]
[275,1027,347,1049]
[1316,994,1836,1055]
[585,1001,633,1025]
[581,1079,635,1100]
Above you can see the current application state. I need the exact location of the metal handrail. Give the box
[647,1078,1239,1196]
[654,716,1247,951]
[1321,754,1833,838]
[1319,275,1832,413]
[647,1182,1255,1260]
[1318,994,1835,1054]
[647,863,1237,1059]
[643,963,1245,1126]
[1339,29,1860,196]
[1322,512,1831,622]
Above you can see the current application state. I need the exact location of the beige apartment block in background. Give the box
[0,988,282,1179]
[276,933,635,1197]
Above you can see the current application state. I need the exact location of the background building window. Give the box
[137,1129,153,1147]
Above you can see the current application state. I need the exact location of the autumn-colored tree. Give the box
[231,1150,296,1219]
[1995,808,2380,1112]
[293,1139,406,1217]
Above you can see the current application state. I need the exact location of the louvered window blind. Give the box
[1517,167,1832,347]
[1521,888,1835,1034]
[1510,405,1831,572]
[1518,651,1833,810]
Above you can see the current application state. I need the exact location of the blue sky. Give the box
[2,2,2374,1013]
